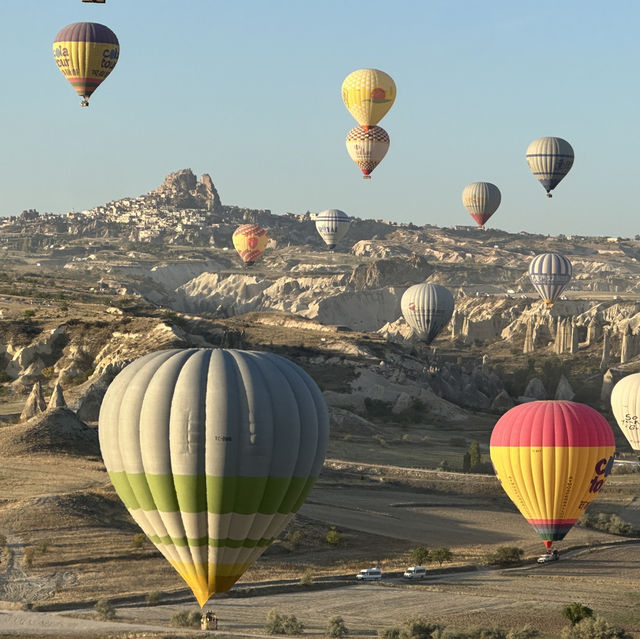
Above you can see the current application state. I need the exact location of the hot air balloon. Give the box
[490,401,615,549]
[315,209,350,250]
[346,126,389,179]
[98,348,330,607]
[400,283,454,345]
[342,69,396,129]
[526,137,574,197]
[528,253,572,307]
[232,224,268,266]
[53,22,119,106]
[461,182,501,228]
[611,373,640,454]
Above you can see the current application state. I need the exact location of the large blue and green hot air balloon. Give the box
[98,348,329,606]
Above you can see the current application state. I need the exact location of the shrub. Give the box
[265,608,305,635]
[410,546,431,566]
[394,616,442,638]
[23,547,36,568]
[561,603,594,626]
[485,546,524,566]
[326,526,343,546]
[579,512,634,536]
[36,540,51,554]
[145,590,163,604]
[95,598,116,620]
[378,629,400,639]
[326,615,349,637]
[299,569,314,586]
[132,533,146,549]
[23,310,36,319]
[170,609,201,628]
[284,529,305,551]
[560,617,633,638]
[0,534,7,547]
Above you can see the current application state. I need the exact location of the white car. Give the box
[403,566,427,579]
[537,551,559,564]
[356,568,382,581]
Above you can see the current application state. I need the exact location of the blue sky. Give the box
[1,1,638,237]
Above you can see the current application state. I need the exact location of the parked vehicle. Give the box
[356,567,382,581]
[403,566,427,579]
[537,550,559,564]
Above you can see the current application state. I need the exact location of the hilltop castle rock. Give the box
[150,169,222,213]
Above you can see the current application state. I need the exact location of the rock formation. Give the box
[47,381,66,410]
[20,381,46,422]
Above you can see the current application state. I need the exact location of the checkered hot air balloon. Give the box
[99,349,330,607]
[346,125,390,179]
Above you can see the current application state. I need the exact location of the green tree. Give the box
[469,441,481,468]
[170,609,201,628]
[326,526,343,546]
[326,615,349,637]
[560,617,633,638]
[431,547,453,566]
[561,603,594,626]
[265,608,304,635]
[397,616,443,638]
[462,452,471,473]
[410,546,431,566]
[485,547,524,566]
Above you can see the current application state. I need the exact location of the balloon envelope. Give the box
[611,372,640,451]
[400,284,454,345]
[526,137,574,197]
[490,401,615,548]
[346,126,389,179]
[315,209,350,249]
[462,182,501,228]
[232,224,268,265]
[53,22,119,106]
[342,69,396,128]
[528,252,572,307]
[98,348,330,606]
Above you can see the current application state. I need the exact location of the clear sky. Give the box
[1,1,638,237]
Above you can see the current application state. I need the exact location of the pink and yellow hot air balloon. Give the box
[490,401,615,549]
[53,22,119,106]
[232,224,268,266]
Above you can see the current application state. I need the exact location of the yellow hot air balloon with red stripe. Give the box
[53,22,119,107]
[490,401,615,549]
[232,224,268,266]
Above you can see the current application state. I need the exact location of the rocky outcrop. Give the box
[47,381,66,409]
[554,375,575,401]
[523,377,547,400]
[20,382,46,421]
[349,255,432,290]
[150,169,221,212]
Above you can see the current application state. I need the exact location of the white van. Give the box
[403,566,427,579]
[356,567,382,581]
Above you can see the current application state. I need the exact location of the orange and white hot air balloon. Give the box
[232,224,268,266]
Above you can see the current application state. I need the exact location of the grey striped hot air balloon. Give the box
[461,182,501,228]
[98,348,329,607]
[526,137,574,197]
[315,209,350,249]
[528,252,572,307]
[400,283,454,345]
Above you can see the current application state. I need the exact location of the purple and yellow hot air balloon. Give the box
[490,401,615,550]
[232,224,268,266]
[53,22,119,106]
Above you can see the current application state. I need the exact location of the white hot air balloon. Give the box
[315,209,350,250]
[611,372,640,453]
[346,125,389,179]
[461,182,501,228]
[528,253,572,307]
[526,137,574,197]
[400,284,454,345]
